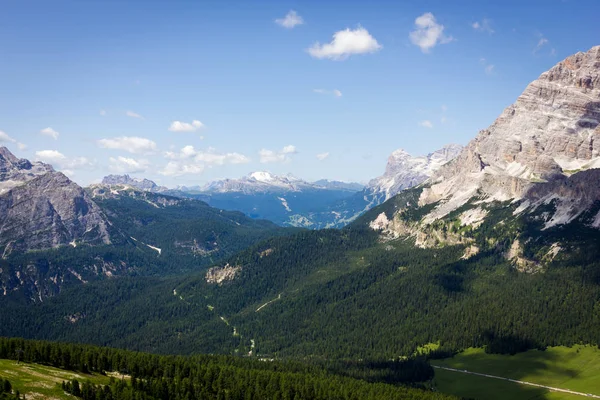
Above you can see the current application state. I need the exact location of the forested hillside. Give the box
[0,338,455,400]
[2,205,599,359]
[0,188,295,303]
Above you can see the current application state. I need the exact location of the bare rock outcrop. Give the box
[0,147,112,255]
[420,46,600,222]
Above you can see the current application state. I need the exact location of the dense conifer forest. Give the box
[0,338,455,400]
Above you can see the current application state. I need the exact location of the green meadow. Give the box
[0,359,111,400]
[431,346,600,400]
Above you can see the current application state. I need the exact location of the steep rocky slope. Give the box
[363,45,600,269]
[419,45,600,222]
[0,147,112,257]
[366,144,463,204]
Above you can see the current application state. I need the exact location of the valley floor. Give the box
[431,346,600,400]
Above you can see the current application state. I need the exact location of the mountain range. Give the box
[96,144,462,228]
[0,45,599,369]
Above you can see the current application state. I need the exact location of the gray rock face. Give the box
[0,147,112,256]
[101,174,167,192]
[420,45,600,222]
[0,147,54,194]
[367,144,463,203]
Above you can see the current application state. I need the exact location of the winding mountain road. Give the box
[432,365,600,398]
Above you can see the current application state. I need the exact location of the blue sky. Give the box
[1,0,598,186]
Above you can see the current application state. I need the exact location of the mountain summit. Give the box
[367,144,463,203]
[0,147,112,256]
[419,45,600,224]
[101,174,167,192]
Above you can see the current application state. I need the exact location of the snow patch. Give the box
[147,244,161,255]
[278,197,291,212]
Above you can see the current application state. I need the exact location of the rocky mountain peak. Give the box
[367,144,463,202]
[0,147,55,194]
[0,148,113,255]
[420,45,600,222]
[101,174,166,192]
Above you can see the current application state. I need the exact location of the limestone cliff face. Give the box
[420,45,600,221]
[367,144,463,203]
[0,147,112,256]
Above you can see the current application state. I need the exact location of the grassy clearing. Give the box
[432,345,600,400]
[0,359,110,400]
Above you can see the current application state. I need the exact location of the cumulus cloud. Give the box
[165,145,250,165]
[0,130,26,150]
[409,12,454,53]
[259,145,297,163]
[307,26,382,60]
[109,156,150,173]
[160,161,205,177]
[275,10,304,28]
[40,127,59,140]
[168,120,205,132]
[472,19,494,34]
[419,120,433,128]
[316,152,330,161]
[126,110,144,119]
[161,145,250,176]
[313,88,343,97]
[97,136,157,154]
[100,109,107,116]
[35,149,92,171]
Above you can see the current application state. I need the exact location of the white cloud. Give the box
[160,161,205,177]
[441,104,448,112]
[275,10,304,29]
[109,156,150,173]
[162,145,250,175]
[316,152,330,161]
[419,120,433,128]
[259,145,297,163]
[168,120,205,132]
[409,12,454,53]
[40,127,59,140]
[35,149,66,164]
[97,136,157,154]
[472,19,494,34]
[100,109,107,116]
[0,130,26,150]
[35,150,92,171]
[307,26,382,60]
[313,88,343,98]
[126,110,144,119]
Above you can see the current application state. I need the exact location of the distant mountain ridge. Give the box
[101,174,168,192]
[95,146,460,229]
